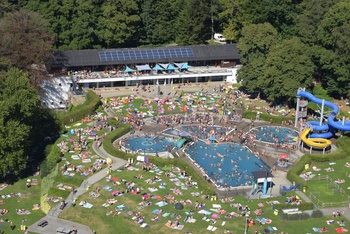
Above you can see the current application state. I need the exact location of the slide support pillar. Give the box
[320,99,324,126]
[310,146,312,154]
[295,97,300,128]
[323,148,325,154]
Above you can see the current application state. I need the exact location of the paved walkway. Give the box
[28,132,127,234]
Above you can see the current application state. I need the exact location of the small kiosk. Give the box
[251,171,274,196]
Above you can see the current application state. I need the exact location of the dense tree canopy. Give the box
[237,23,279,96]
[0,68,40,175]
[262,37,315,103]
[0,11,53,89]
[1,0,350,102]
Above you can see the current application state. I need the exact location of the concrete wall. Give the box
[70,94,86,106]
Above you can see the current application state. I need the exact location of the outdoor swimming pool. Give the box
[123,135,175,154]
[249,126,299,144]
[185,141,268,188]
[124,124,269,189]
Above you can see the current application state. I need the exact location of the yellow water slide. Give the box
[300,128,332,149]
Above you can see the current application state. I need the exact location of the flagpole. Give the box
[164,80,167,97]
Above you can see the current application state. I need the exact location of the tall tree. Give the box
[0,68,40,176]
[260,0,302,38]
[0,11,53,89]
[315,1,350,98]
[100,0,141,48]
[25,0,102,50]
[237,23,279,96]
[140,0,180,45]
[176,0,211,45]
[0,0,14,18]
[262,37,315,104]
[296,0,341,45]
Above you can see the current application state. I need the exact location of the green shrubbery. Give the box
[311,209,324,218]
[58,91,101,125]
[281,212,312,220]
[40,144,61,178]
[286,154,311,185]
[274,202,314,211]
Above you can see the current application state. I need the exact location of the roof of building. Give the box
[251,171,273,179]
[51,44,240,68]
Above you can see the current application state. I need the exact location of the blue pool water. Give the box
[185,141,268,187]
[249,126,299,144]
[124,136,175,154]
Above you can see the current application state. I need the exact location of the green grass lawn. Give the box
[59,163,343,234]
[46,121,109,202]
[0,176,45,233]
[304,158,350,204]
[108,92,227,119]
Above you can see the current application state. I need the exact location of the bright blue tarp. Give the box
[124,66,135,72]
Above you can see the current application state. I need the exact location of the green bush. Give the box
[282,212,310,220]
[274,202,314,211]
[287,155,311,185]
[58,91,101,125]
[311,209,323,218]
[40,144,61,178]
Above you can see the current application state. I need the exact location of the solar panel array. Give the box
[99,48,194,61]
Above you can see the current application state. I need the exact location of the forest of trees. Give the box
[0,0,348,103]
[0,0,350,174]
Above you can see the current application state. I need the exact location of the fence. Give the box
[308,175,350,208]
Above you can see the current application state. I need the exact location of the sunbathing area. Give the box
[2,82,350,234]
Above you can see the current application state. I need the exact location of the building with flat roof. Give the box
[51,44,241,89]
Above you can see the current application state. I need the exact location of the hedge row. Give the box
[279,210,322,220]
[40,144,61,178]
[103,123,215,195]
[274,202,314,211]
[287,136,350,187]
[243,110,294,124]
[58,90,101,125]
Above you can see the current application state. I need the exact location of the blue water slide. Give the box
[297,90,350,132]
[307,121,329,131]
[306,121,333,138]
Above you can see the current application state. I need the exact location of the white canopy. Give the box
[136,64,151,71]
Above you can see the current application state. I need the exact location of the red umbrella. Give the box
[279,154,288,159]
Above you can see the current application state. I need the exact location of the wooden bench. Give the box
[37,220,48,227]
[31,179,38,186]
